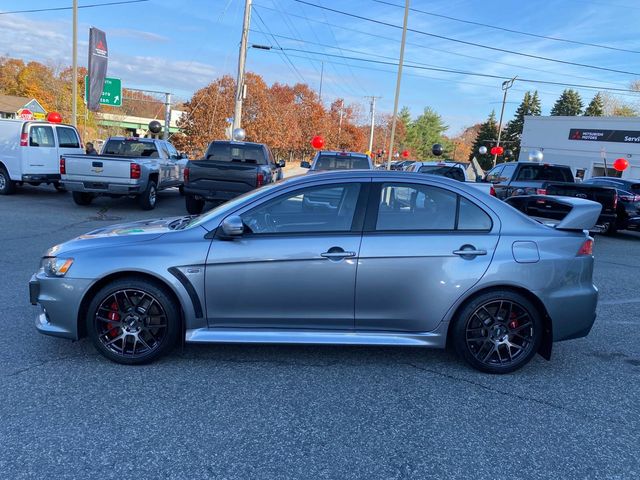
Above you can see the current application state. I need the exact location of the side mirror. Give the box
[180,152,188,159]
[278,159,286,168]
[300,161,311,169]
[220,215,244,238]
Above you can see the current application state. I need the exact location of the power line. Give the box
[277,47,640,94]
[373,0,640,55]
[294,0,640,77]
[255,3,630,89]
[0,0,149,15]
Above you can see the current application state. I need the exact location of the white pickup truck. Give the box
[61,137,187,210]
[405,161,495,196]
[0,119,84,194]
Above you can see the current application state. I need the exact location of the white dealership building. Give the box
[519,115,640,180]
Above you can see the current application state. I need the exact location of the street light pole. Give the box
[163,93,171,141]
[319,61,324,102]
[233,0,252,135]
[494,75,517,167]
[387,0,410,170]
[366,96,380,154]
[71,0,78,127]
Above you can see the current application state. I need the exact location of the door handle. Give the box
[321,249,356,259]
[453,245,487,257]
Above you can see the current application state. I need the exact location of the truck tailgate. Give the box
[188,160,258,194]
[63,155,132,183]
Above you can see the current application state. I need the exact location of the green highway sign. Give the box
[84,76,122,107]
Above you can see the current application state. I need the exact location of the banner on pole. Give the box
[87,27,108,112]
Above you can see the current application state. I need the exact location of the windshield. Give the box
[314,155,370,170]
[418,165,465,181]
[102,139,158,157]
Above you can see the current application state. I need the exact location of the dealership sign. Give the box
[569,128,640,143]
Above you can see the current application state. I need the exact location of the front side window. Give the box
[485,165,504,182]
[375,183,492,232]
[29,126,55,148]
[56,127,80,148]
[241,183,361,234]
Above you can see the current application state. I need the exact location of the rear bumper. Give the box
[539,284,598,342]
[29,273,93,340]
[62,180,142,195]
[22,174,61,183]
[183,186,251,202]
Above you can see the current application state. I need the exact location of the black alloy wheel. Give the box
[87,279,179,364]
[453,291,542,374]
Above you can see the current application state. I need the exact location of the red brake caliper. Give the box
[508,312,518,330]
[107,302,120,338]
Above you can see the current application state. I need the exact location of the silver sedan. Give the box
[30,171,600,373]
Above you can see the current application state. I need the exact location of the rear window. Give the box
[205,143,267,164]
[103,139,158,157]
[56,127,80,148]
[515,165,573,182]
[314,154,370,170]
[418,165,465,182]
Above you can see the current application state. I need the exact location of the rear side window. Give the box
[515,165,572,182]
[206,143,267,164]
[375,183,492,232]
[56,127,80,148]
[29,126,55,148]
[103,139,158,157]
[314,155,370,170]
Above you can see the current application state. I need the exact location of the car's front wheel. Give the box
[87,278,180,365]
[452,290,542,374]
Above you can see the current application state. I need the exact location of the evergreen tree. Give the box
[504,90,542,160]
[550,89,583,116]
[584,93,605,116]
[469,110,499,171]
[405,107,449,160]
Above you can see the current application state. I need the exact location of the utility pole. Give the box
[494,75,517,166]
[337,99,344,148]
[232,0,252,134]
[387,0,410,170]
[71,0,78,126]
[319,61,324,102]
[366,96,381,154]
[163,92,171,141]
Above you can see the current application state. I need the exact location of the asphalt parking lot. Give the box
[1,185,639,479]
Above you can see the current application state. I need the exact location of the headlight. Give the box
[41,257,74,277]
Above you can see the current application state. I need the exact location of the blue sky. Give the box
[1,0,640,134]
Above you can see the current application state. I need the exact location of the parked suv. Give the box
[0,119,83,194]
[183,140,284,214]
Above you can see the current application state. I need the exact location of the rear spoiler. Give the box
[505,195,602,231]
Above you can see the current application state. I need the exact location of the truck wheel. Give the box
[53,182,66,193]
[604,222,618,235]
[0,166,16,195]
[185,195,205,215]
[178,185,185,196]
[139,181,157,210]
[72,192,94,206]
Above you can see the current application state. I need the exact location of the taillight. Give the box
[183,167,189,184]
[20,133,28,146]
[578,238,594,256]
[130,163,141,179]
[256,172,264,187]
[489,185,496,197]
[536,188,547,195]
[59,157,66,174]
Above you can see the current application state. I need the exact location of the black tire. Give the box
[452,290,542,374]
[72,191,94,206]
[53,182,66,193]
[138,180,157,210]
[178,185,185,196]
[185,194,205,215]
[0,166,16,195]
[603,222,618,236]
[86,277,180,365]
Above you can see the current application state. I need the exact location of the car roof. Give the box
[108,136,155,142]
[210,140,265,147]
[316,150,369,158]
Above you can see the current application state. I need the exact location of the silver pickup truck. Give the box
[60,137,187,210]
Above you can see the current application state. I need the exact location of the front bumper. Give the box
[62,180,142,195]
[29,273,93,340]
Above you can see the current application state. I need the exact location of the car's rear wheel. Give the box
[0,166,16,195]
[452,290,542,374]
[72,191,94,206]
[138,180,157,210]
[185,194,205,215]
[87,278,180,365]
